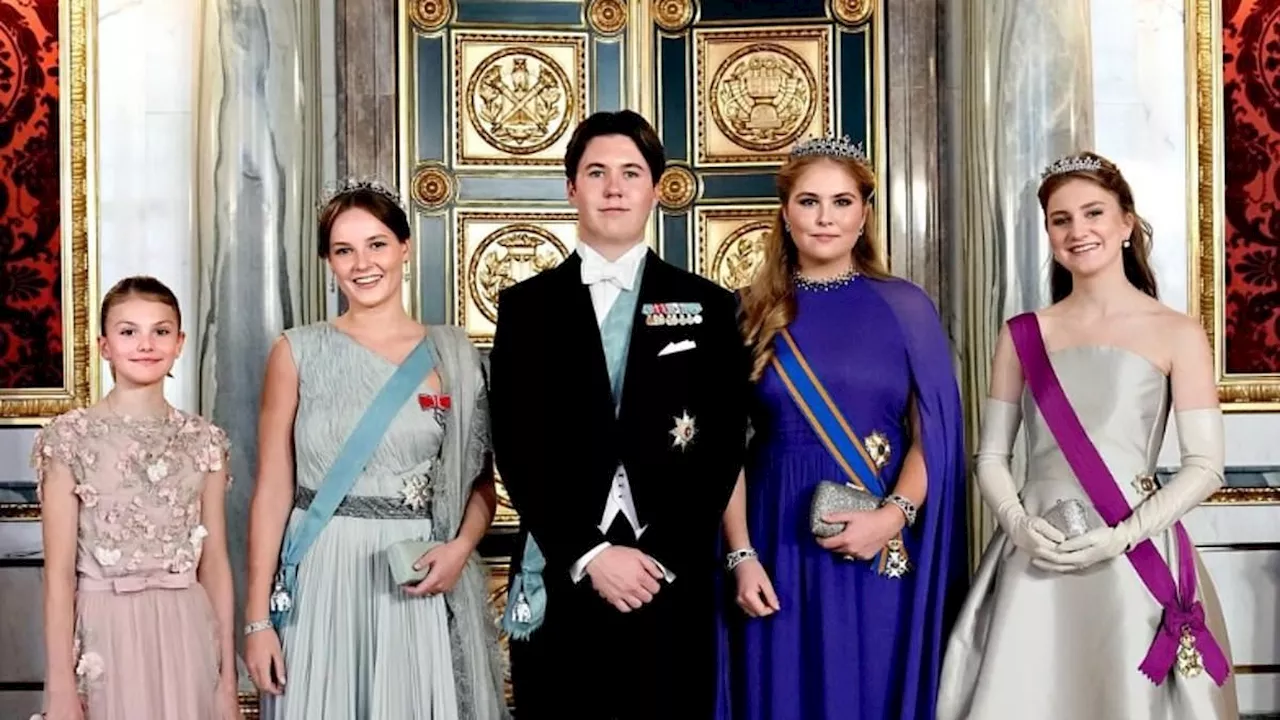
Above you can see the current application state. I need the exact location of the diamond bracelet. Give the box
[725,547,758,572]
[244,619,273,636]
[881,494,918,527]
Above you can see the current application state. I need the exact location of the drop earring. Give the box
[329,273,335,293]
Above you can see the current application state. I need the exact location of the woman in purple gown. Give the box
[715,137,969,720]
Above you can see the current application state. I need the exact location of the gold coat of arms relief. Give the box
[697,208,775,289]
[695,27,833,165]
[454,32,587,167]
[711,43,817,152]
[455,212,578,344]
[471,224,569,324]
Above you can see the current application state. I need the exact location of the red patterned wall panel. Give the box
[0,0,61,388]
[1221,0,1280,375]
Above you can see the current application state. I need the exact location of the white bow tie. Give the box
[581,259,634,290]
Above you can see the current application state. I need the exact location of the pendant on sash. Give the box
[269,571,293,614]
[880,536,909,578]
[512,591,533,624]
[1177,626,1205,678]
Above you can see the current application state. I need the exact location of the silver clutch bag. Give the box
[1042,498,1098,539]
[387,539,442,586]
[810,480,880,538]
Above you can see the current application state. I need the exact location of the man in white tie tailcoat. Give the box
[489,111,751,718]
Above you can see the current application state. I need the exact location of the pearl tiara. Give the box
[317,177,405,213]
[1040,153,1105,180]
[790,135,869,163]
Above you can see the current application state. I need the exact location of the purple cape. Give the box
[872,278,970,718]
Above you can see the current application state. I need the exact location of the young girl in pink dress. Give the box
[32,276,239,720]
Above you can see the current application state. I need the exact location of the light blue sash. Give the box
[270,335,437,628]
[503,265,643,640]
[771,328,885,497]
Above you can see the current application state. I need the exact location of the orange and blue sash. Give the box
[772,328,908,576]
[772,329,886,497]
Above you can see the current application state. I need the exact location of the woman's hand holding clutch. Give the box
[403,538,473,598]
[733,559,780,617]
[1005,512,1068,561]
[1033,525,1130,573]
[974,399,1073,566]
[817,506,905,560]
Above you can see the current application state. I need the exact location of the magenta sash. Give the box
[1008,312,1229,686]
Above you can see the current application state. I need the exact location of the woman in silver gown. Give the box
[242,181,508,719]
[937,152,1238,719]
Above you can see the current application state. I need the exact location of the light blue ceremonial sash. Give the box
[270,335,437,628]
[503,264,643,640]
[771,328,886,497]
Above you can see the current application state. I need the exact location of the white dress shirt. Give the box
[568,242,675,584]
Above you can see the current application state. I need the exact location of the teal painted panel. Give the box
[458,176,568,202]
[456,1,583,26]
[658,36,688,161]
[698,0,824,21]
[701,173,778,200]
[662,213,689,270]
[838,28,871,148]
[593,39,622,111]
[416,214,448,324]
[416,36,446,162]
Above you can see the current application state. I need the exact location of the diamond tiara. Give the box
[317,177,405,213]
[1040,153,1104,180]
[790,135,868,163]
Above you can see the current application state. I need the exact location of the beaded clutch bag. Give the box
[810,481,881,538]
[1042,498,1099,539]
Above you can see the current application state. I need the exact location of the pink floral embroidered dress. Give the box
[32,405,232,719]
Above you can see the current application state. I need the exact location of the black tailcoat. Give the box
[488,250,750,718]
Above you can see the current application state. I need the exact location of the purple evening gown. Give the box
[718,276,929,720]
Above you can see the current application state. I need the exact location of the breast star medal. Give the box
[670,410,697,450]
[400,475,432,511]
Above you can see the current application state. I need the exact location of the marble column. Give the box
[951,0,1095,565]
[334,0,398,182]
[194,0,323,661]
[884,0,945,308]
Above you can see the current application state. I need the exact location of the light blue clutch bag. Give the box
[387,539,442,586]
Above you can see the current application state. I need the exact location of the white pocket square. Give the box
[658,339,697,357]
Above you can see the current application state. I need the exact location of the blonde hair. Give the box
[739,154,888,381]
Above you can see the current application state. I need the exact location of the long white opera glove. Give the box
[975,398,1067,561]
[1046,408,1225,572]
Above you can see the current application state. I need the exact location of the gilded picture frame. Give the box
[1188,0,1280,504]
[1187,0,1280,412]
[0,0,99,426]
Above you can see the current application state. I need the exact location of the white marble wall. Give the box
[1091,0,1280,468]
[318,0,340,318]
[98,0,202,410]
[0,0,201,488]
